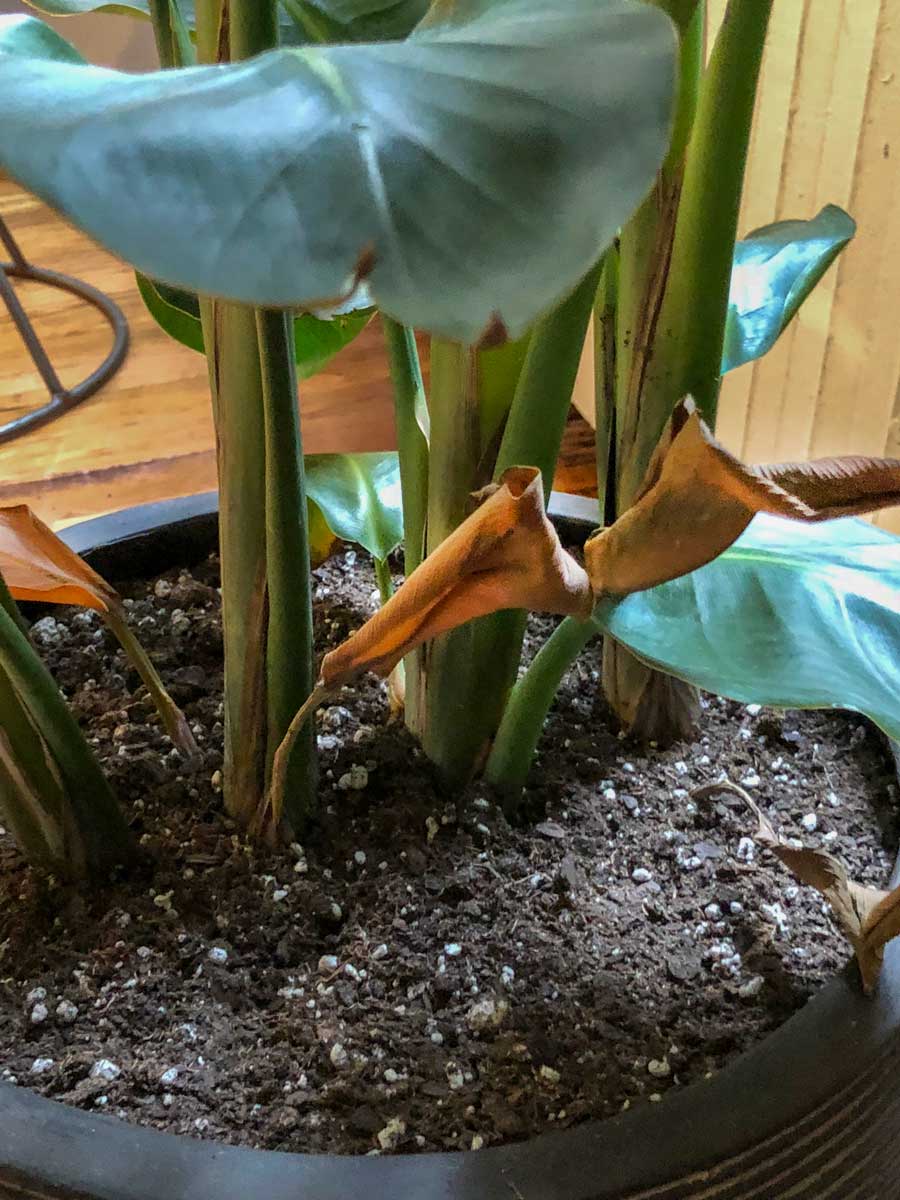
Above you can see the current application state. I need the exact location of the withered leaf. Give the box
[0,505,116,611]
[585,398,900,598]
[0,505,196,757]
[696,779,900,994]
[318,466,592,690]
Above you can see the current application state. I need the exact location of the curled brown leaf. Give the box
[318,466,592,691]
[0,505,196,757]
[695,779,900,994]
[0,505,116,611]
[584,398,900,598]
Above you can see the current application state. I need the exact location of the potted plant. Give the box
[3,1,900,1195]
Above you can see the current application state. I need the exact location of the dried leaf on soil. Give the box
[696,779,900,994]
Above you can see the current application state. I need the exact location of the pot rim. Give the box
[1,491,897,1200]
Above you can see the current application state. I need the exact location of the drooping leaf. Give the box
[584,398,900,598]
[0,0,677,343]
[593,512,900,743]
[722,205,856,374]
[136,274,373,376]
[0,14,84,62]
[0,506,196,754]
[305,452,403,564]
[696,780,900,994]
[0,506,116,610]
[318,466,592,689]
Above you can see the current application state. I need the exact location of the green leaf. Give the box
[0,14,84,61]
[305,452,402,562]
[23,0,155,17]
[135,273,205,352]
[0,0,676,343]
[281,0,428,43]
[136,273,372,376]
[593,514,900,741]
[722,205,856,374]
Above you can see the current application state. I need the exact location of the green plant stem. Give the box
[193,0,225,64]
[148,0,176,67]
[655,0,773,425]
[0,602,132,873]
[485,616,598,797]
[207,301,270,821]
[257,307,317,830]
[382,317,428,732]
[382,318,428,576]
[593,249,618,527]
[0,570,28,636]
[494,261,605,492]
[0,663,70,874]
[417,265,603,788]
[418,339,482,774]
[230,0,279,57]
[148,0,193,67]
[104,603,197,757]
[615,0,704,512]
[374,556,394,605]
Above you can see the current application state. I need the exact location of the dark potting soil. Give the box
[0,547,897,1156]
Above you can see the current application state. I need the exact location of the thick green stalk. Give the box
[382,318,428,731]
[604,0,708,743]
[0,603,132,873]
[148,0,193,67]
[208,301,270,821]
[0,570,28,636]
[382,318,428,576]
[593,249,618,527]
[418,339,482,775]
[614,0,704,512]
[419,266,602,787]
[231,0,279,56]
[148,0,176,67]
[193,0,225,64]
[257,308,317,830]
[374,557,394,606]
[485,616,598,798]
[0,663,71,874]
[655,0,773,425]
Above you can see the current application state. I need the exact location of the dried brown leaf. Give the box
[318,466,592,690]
[0,505,116,611]
[754,457,900,520]
[0,505,196,758]
[585,398,900,598]
[696,779,900,994]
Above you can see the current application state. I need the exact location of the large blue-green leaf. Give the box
[305,452,402,562]
[722,205,856,374]
[0,14,84,61]
[0,0,676,343]
[135,273,373,376]
[593,513,900,740]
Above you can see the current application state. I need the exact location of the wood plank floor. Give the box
[0,176,596,529]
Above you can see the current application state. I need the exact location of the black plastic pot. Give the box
[2,493,900,1200]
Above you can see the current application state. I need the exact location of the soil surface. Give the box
[0,547,897,1156]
